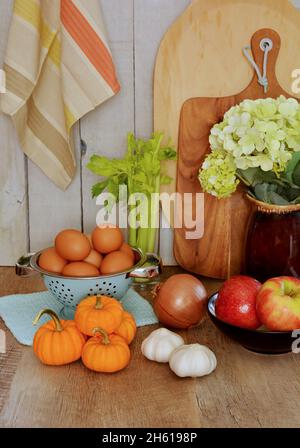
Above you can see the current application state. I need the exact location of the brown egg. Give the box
[55,229,91,261]
[62,262,99,277]
[92,225,123,254]
[84,249,103,268]
[100,251,134,275]
[38,248,67,274]
[120,243,135,263]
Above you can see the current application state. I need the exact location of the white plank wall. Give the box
[134,0,190,264]
[0,0,28,265]
[134,0,190,137]
[1,0,300,265]
[27,127,82,252]
[81,0,135,236]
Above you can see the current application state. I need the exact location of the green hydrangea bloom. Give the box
[199,96,300,198]
[199,150,239,198]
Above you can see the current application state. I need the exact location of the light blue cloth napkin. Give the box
[0,288,158,346]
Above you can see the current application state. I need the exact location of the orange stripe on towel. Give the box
[61,0,120,93]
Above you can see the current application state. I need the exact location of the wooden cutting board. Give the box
[154,0,300,275]
[176,28,297,279]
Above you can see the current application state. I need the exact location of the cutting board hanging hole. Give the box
[260,38,273,52]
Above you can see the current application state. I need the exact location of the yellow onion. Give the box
[153,274,208,329]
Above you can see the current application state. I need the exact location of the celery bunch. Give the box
[87,132,176,254]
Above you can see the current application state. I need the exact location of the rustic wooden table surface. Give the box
[1,266,300,428]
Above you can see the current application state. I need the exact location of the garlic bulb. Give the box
[141,328,184,363]
[169,344,217,378]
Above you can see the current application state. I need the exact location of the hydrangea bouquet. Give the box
[198,96,300,205]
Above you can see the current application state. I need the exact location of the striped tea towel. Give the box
[1,0,120,190]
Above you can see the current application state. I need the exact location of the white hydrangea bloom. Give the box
[199,96,300,198]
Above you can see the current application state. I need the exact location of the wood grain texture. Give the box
[1,266,300,428]
[176,28,295,279]
[0,0,28,265]
[154,0,300,274]
[0,267,44,416]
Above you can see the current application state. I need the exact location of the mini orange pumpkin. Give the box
[114,311,136,344]
[75,295,123,336]
[81,328,130,373]
[33,309,86,366]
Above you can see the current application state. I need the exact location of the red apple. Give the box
[216,275,262,329]
[256,276,300,331]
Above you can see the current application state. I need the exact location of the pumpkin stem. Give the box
[95,295,104,310]
[93,327,110,345]
[33,309,63,332]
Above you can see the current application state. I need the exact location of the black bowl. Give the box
[208,293,296,355]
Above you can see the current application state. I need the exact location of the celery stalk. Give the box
[128,205,137,247]
[136,194,150,253]
[147,176,160,253]
[137,226,149,253]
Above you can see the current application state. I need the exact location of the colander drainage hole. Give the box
[67,289,71,292]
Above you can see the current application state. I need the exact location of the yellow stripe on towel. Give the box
[40,21,56,51]
[13,0,40,30]
[14,0,57,52]
[64,105,77,132]
[48,35,61,68]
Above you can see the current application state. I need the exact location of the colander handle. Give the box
[15,253,37,277]
[127,253,162,279]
